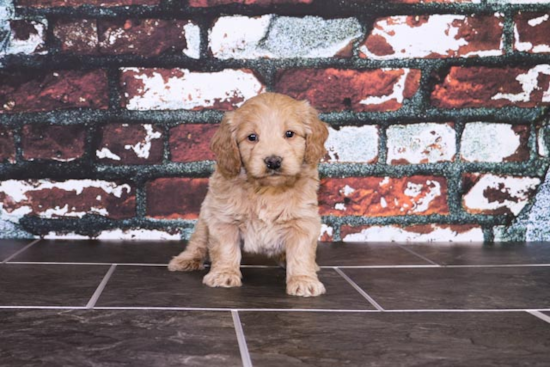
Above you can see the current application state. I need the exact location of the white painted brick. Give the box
[210,15,362,59]
[0,180,132,222]
[386,123,456,164]
[463,174,541,215]
[491,65,550,103]
[360,14,502,59]
[538,126,549,157]
[461,123,523,162]
[324,126,378,163]
[183,21,201,59]
[122,68,265,110]
[44,229,182,240]
[0,18,47,57]
[342,224,484,242]
[489,0,550,3]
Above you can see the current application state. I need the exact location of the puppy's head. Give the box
[210,93,328,186]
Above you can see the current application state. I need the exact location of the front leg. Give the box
[203,223,242,288]
[285,221,325,297]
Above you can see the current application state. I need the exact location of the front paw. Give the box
[287,276,326,297]
[168,256,204,272]
[203,271,242,288]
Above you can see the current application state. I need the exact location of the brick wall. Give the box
[1,0,550,242]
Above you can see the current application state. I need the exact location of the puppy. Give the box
[168,93,329,297]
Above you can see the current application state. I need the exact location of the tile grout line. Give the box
[2,239,41,264]
[333,267,385,311]
[5,261,550,269]
[86,264,117,309]
[231,310,253,367]
[2,306,550,313]
[527,310,550,324]
[397,245,441,266]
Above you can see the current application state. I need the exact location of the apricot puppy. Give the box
[168,93,329,297]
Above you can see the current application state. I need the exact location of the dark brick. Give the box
[97,19,188,56]
[146,178,209,219]
[0,70,109,114]
[0,127,15,164]
[16,0,159,7]
[22,125,86,162]
[514,12,550,53]
[169,124,216,162]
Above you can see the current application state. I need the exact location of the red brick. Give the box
[169,124,216,162]
[431,65,550,109]
[514,12,550,53]
[0,180,135,220]
[0,127,15,164]
[319,176,448,217]
[16,0,159,7]
[146,178,208,219]
[96,124,163,165]
[0,70,109,114]
[22,125,86,162]
[189,0,312,6]
[360,14,503,59]
[275,68,420,112]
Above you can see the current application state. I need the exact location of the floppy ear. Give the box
[302,101,329,165]
[210,112,241,178]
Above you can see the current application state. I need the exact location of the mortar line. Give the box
[86,264,117,309]
[397,245,441,266]
[333,267,384,311]
[232,310,253,367]
[527,310,550,324]
[2,239,41,264]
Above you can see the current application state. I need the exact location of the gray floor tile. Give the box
[343,267,550,310]
[403,242,550,265]
[240,311,550,367]
[0,309,241,367]
[8,239,185,264]
[316,242,430,266]
[0,239,36,262]
[97,266,375,310]
[0,264,109,307]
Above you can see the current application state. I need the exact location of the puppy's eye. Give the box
[247,134,258,142]
[285,131,295,138]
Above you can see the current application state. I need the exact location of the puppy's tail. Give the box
[168,218,208,272]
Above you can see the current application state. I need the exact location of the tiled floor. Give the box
[1,239,550,366]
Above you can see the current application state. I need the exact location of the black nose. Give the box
[264,156,283,170]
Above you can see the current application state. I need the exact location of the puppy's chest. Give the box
[238,199,294,254]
